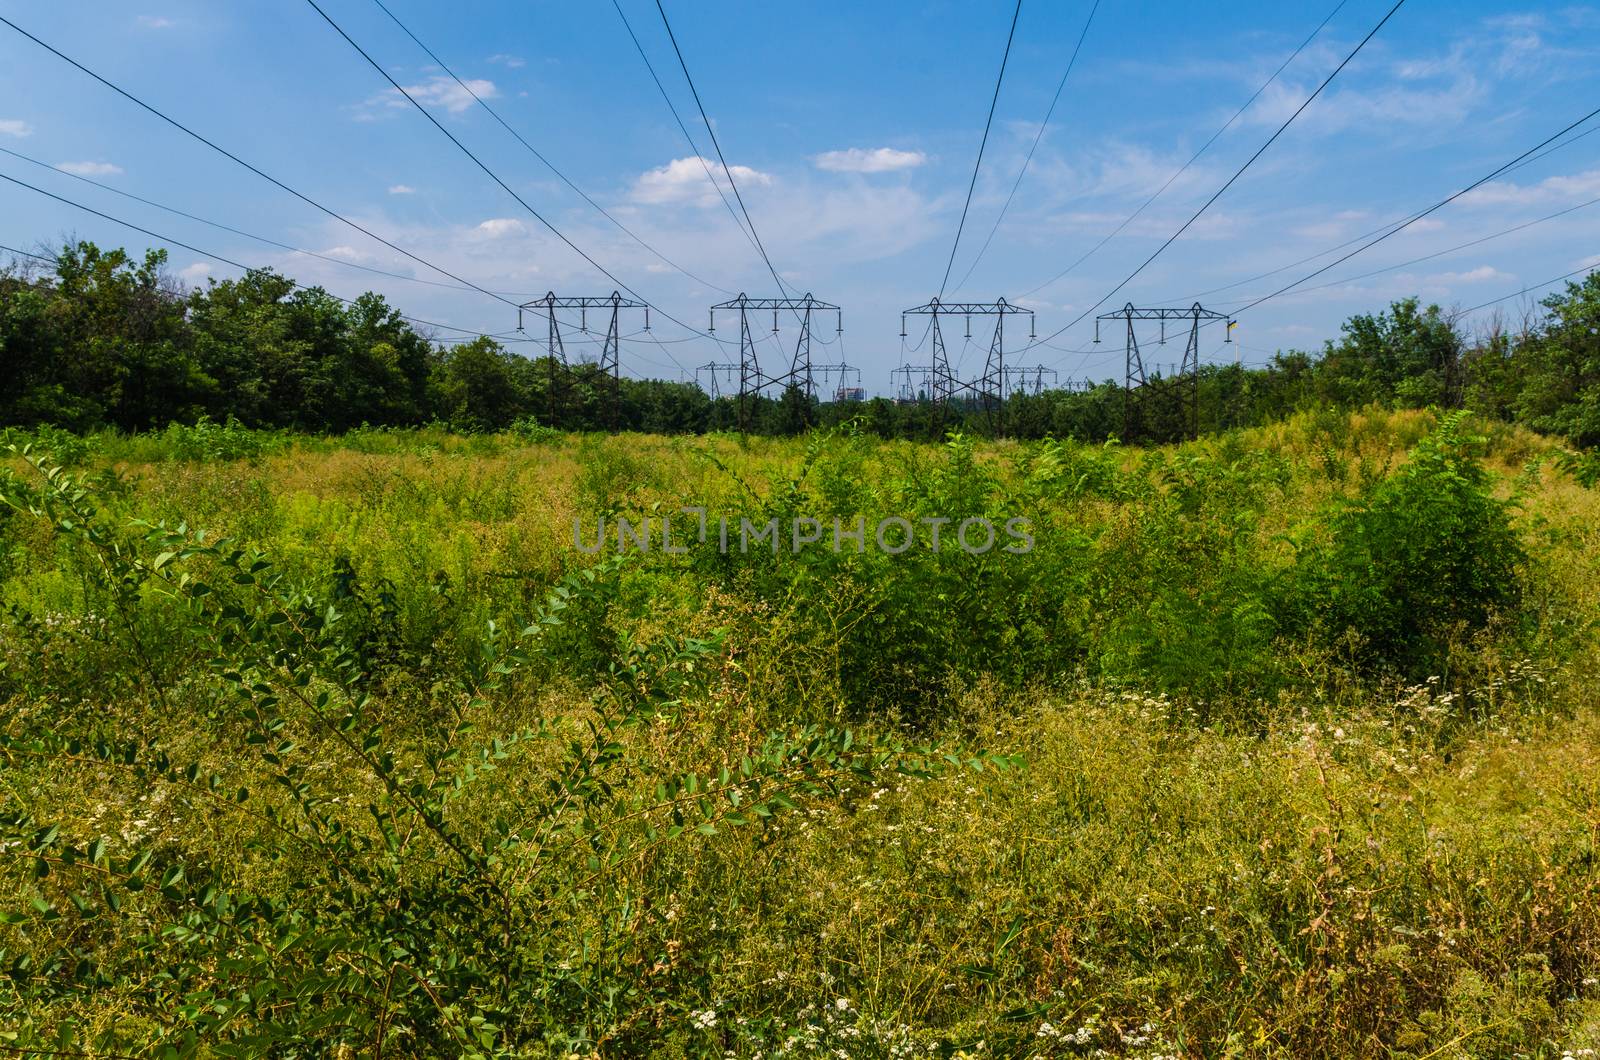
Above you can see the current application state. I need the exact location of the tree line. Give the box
[3,240,1598,447]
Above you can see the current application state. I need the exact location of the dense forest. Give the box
[3,239,1599,446]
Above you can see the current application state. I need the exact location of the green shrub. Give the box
[1291,412,1525,674]
[0,450,1005,1053]
[508,415,563,445]
[157,415,284,462]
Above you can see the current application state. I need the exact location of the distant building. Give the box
[833,386,865,402]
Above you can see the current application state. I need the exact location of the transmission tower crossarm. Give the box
[904,298,1033,316]
[711,293,840,311]
[520,293,648,310]
[1095,302,1231,323]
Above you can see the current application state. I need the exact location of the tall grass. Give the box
[1,407,1597,1056]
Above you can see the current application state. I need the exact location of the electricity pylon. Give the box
[1094,302,1233,442]
[899,297,1035,437]
[699,293,844,431]
[1004,365,1058,395]
[518,292,648,430]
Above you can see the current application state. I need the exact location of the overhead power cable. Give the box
[304,3,639,303]
[302,0,706,376]
[1231,103,1600,314]
[1166,121,1600,305]
[0,13,519,308]
[609,0,763,257]
[0,169,496,337]
[365,0,734,296]
[1457,264,1598,316]
[1212,194,1600,306]
[0,242,57,264]
[0,144,537,298]
[939,0,1024,298]
[953,0,1099,295]
[1022,0,1350,299]
[652,0,792,297]
[1023,0,1407,353]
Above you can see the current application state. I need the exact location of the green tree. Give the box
[0,241,199,429]
[1510,273,1600,447]
[187,269,307,427]
[430,336,523,431]
[1317,297,1463,409]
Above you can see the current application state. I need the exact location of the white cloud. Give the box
[0,120,32,138]
[1293,212,1442,241]
[487,54,526,68]
[632,156,772,206]
[1430,265,1513,284]
[388,184,416,195]
[137,14,176,29]
[55,161,123,177]
[1293,210,1374,239]
[1240,75,1483,136]
[1458,168,1600,207]
[179,262,212,284]
[372,76,496,115]
[1021,141,1229,212]
[813,147,926,174]
[475,218,526,238]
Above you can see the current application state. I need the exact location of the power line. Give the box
[0,13,520,309]
[304,3,637,302]
[1168,120,1600,305]
[952,0,1099,296]
[1021,0,1350,299]
[365,0,734,297]
[1022,0,1406,353]
[1212,193,1600,306]
[939,0,1024,298]
[0,144,538,298]
[302,0,704,377]
[1232,103,1600,315]
[609,0,763,258]
[0,170,496,337]
[0,242,58,264]
[1457,264,1597,317]
[652,0,792,297]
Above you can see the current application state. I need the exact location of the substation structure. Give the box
[1094,302,1234,443]
[890,297,1038,438]
[693,293,856,430]
[518,291,649,430]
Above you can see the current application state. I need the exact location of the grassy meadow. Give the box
[1,409,1598,1057]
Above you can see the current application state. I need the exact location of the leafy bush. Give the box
[0,448,1007,1054]
[157,415,284,462]
[1290,412,1525,673]
[508,415,563,445]
[1557,447,1600,488]
[0,425,94,467]
[2,410,1598,1056]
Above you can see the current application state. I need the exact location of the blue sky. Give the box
[3,0,1598,392]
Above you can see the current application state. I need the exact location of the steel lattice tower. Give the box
[1094,302,1232,442]
[518,292,648,430]
[698,293,844,431]
[899,297,1035,438]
